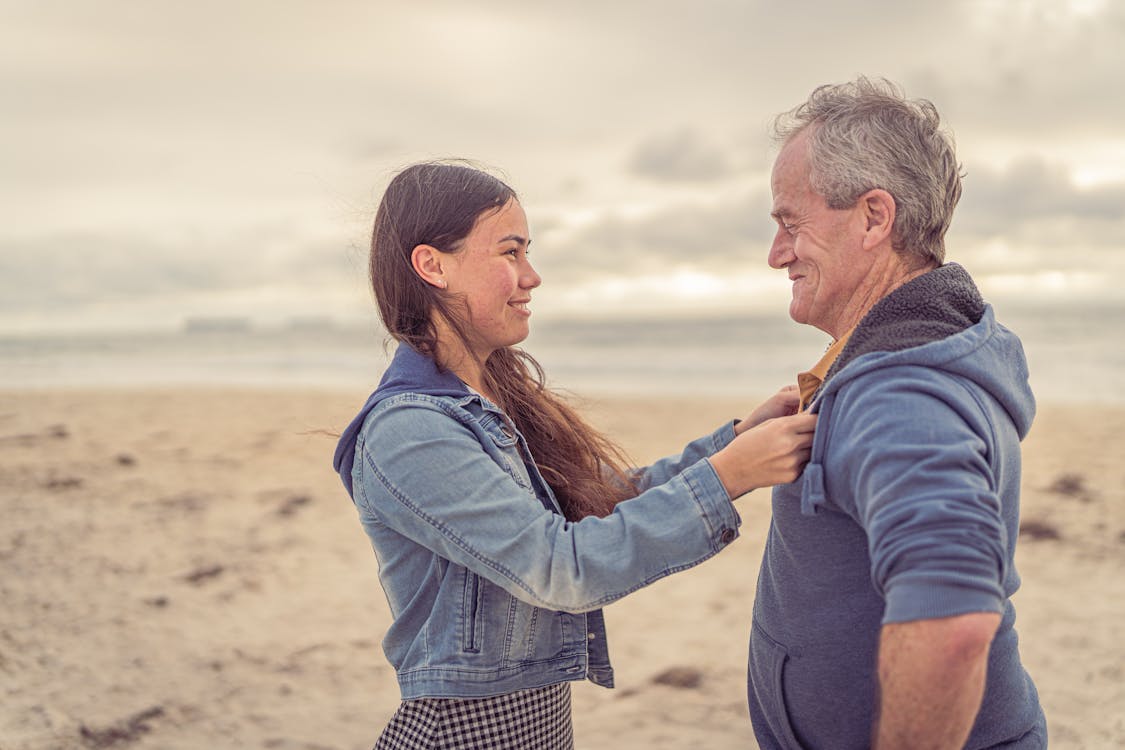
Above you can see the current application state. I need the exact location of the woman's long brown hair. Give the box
[370,161,635,520]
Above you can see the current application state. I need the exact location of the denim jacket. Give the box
[333,344,741,699]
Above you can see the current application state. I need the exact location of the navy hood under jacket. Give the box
[333,344,469,499]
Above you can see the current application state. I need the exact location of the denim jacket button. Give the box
[720,528,736,545]
[587,632,596,640]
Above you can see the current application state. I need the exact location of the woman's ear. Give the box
[411,244,447,289]
[860,188,896,251]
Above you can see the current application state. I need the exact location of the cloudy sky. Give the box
[4,0,1124,334]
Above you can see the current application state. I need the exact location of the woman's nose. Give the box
[521,259,542,289]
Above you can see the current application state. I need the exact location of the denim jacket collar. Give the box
[334,343,470,498]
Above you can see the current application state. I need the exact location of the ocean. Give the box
[0,304,1121,404]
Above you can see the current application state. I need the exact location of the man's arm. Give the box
[827,373,1013,747]
[873,611,1001,750]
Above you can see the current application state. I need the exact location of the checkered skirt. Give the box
[374,682,573,750]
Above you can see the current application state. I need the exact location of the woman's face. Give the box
[442,198,541,360]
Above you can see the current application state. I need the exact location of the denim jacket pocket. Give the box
[460,569,484,653]
[502,599,577,666]
[481,416,534,491]
[749,623,807,750]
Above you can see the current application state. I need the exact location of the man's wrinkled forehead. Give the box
[770,131,814,207]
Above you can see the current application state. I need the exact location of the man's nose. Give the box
[768,230,794,269]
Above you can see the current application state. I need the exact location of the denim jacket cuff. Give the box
[713,420,739,452]
[685,459,742,549]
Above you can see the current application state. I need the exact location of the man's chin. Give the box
[788,302,808,326]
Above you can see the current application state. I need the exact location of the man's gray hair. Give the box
[773,77,962,266]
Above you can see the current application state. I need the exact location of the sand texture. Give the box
[1,389,1122,749]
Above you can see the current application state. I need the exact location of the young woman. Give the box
[333,161,816,749]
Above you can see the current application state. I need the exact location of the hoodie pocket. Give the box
[461,570,484,654]
[749,623,806,750]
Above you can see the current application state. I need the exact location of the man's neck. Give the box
[829,257,936,339]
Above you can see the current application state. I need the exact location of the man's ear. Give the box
[860,189,896,250]
[411,244,447,289]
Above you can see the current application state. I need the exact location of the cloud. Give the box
[954,157,1125,243]
[626,128,734,182]
[0,226,362,318]
[534,186,773,283]
[898,4,1125,140]
[3,1,1125,332]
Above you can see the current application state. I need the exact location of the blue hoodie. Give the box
[748,264,1046,749]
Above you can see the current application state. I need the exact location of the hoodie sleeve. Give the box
[352,398,741,614]
[826,368,1007,624]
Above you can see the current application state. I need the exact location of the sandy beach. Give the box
[1,388,1122,749]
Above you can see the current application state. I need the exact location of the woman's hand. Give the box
[710,412,817,499]
[735,384,801,435]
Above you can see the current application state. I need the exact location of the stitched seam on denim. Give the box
[364,400,717,611]
[502,595,518,664]
[397,655,585,678]
[364,449,658,611]
[711,423,733,454]
[371,442,719,610]
[388,394,534,491]
[363,399,580,606]
[524,605,540,660]
[363,447,544,599]
[684,462,720,542]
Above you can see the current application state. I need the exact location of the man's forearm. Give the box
[873,612,1001,750]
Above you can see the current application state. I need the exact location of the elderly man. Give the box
[749,78,1047,749]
